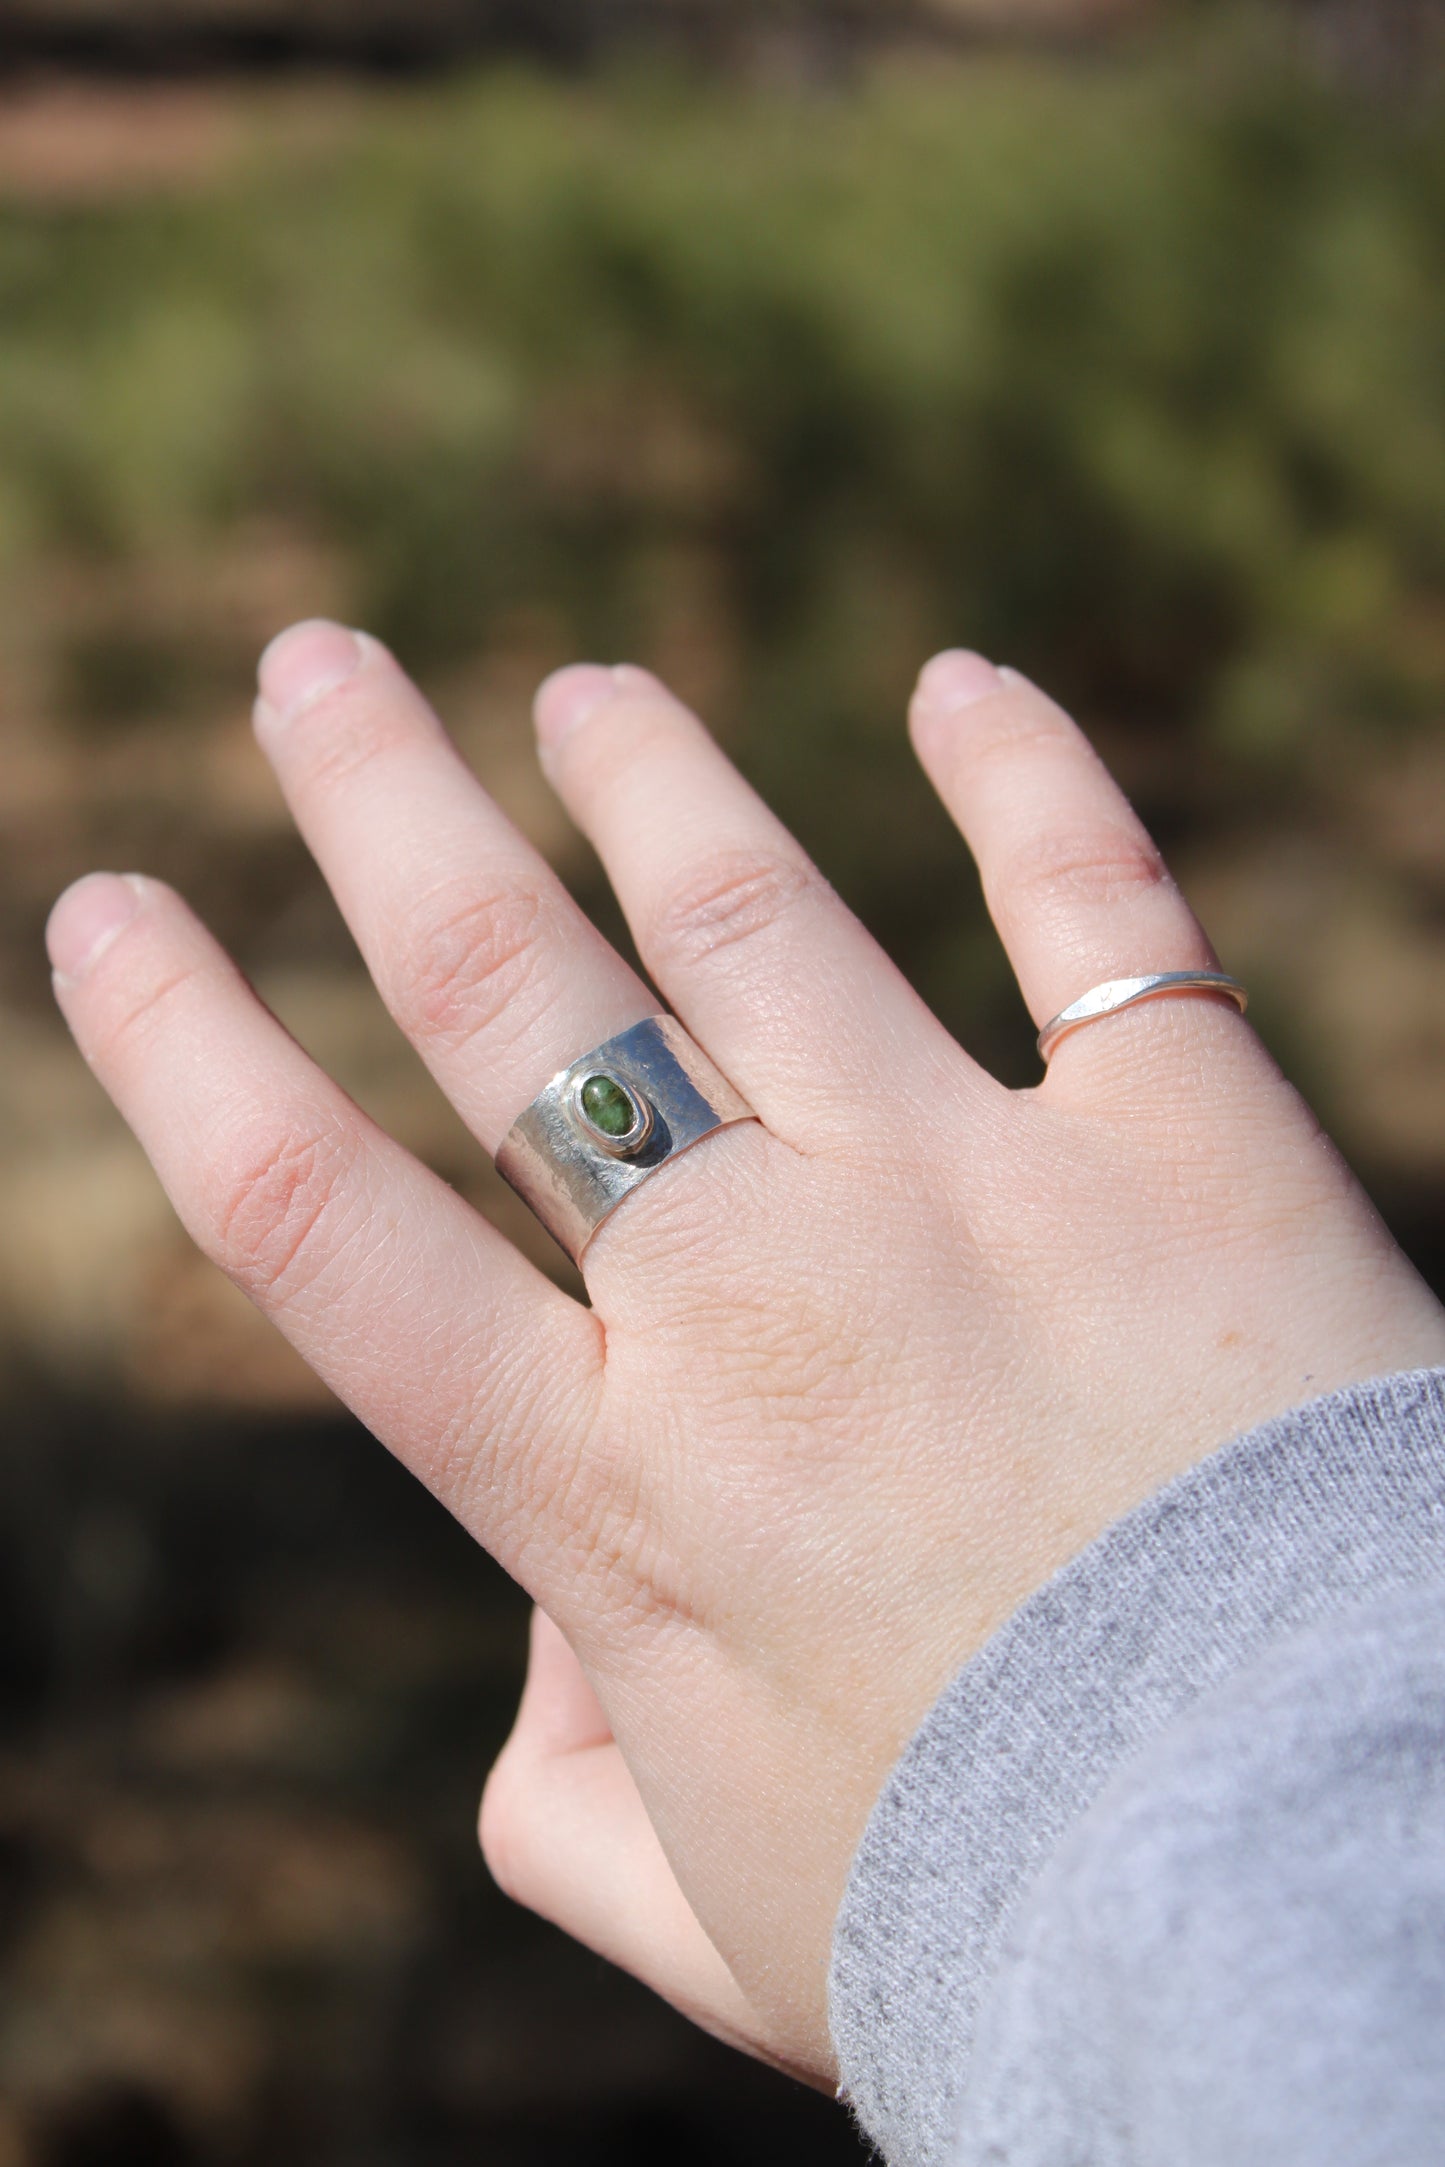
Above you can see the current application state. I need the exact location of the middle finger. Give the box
[253,621,653,1152]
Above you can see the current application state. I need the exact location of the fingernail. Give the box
[916,650,1005,715]
[47,872,145,982]
[534,663,621,751]
[257,620,363,724]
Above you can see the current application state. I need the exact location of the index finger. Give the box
[46,870,606,1598]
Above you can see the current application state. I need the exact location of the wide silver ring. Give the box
[1037,971,1248,1064]
[495,1015,757,1264]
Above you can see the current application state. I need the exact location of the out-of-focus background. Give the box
[2,1,1444,2160]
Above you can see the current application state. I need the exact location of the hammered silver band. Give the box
[1037,971,1248,1064]
[495,1015,757,1264]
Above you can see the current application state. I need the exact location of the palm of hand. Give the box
[47,634,1445,2083]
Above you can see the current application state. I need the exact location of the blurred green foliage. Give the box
[3,38,1445,1055]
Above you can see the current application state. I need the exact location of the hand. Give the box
[47,628,1445,2085]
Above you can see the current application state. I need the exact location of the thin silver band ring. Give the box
[1037,971,1248,1064]
[495,1015,757,1264]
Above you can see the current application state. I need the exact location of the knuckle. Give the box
[1004,824,1170,913]
[208,1117,361,1304]
[387,879,554,1051]
[90,957,204,1067]
[565,693,674,782]
[284,678,409,793]
[957,712,1075,781]
[644,847,818,974]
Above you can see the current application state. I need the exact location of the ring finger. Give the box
[531,662,994,1144]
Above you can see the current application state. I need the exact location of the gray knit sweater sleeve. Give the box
[828,1368,1445,2167]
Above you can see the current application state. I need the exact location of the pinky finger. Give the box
[909,655,1240,1084]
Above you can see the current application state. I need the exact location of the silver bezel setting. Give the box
[495,1015,758,1264]
[565,1068,655,1159]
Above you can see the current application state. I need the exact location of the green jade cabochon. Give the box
[579,1072,639,1141]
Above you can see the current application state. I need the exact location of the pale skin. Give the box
[47,627,1445,2088]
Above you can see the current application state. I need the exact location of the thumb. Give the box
[480,1607,812,2076]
